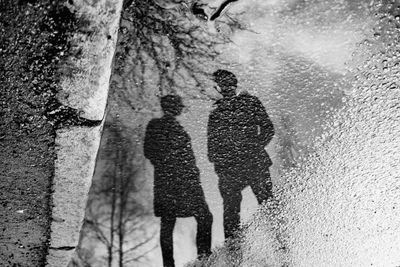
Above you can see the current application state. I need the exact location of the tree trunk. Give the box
[118,146,125,267]
[108,161,118,267]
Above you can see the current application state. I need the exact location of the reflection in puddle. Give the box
[71,1,400,266]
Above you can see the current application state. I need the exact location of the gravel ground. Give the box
[0,1,87,266]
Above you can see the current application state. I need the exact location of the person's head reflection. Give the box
[160,95,185,117]
[213,69,237,98]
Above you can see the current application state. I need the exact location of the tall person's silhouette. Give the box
[144,95,213,267]
[207,70,274,240]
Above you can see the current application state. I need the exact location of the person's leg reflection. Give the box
[250,170,273,205]
[160,216,176,267]
[220,186,242,240]
[194,207,213,258]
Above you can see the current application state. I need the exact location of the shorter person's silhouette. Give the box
[144,95,213,267]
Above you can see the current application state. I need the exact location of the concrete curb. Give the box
[45,0,123,266]
[47,125,104,266]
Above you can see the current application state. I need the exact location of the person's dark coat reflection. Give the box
[207,70,274,240]
[144,95,213,267]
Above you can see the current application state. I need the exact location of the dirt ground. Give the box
[0,1,85,266]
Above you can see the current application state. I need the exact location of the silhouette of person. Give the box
[207,69,274,240]
[144,95,213,267]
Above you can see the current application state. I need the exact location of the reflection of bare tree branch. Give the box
[210,0,239,21]
[223,13,255,32]
[69,246,93,267]
[124,230,157,254]
[74,120,155,266]
[191,2,209,20]
[113,0,245,112]
[123,244,158,265]
[85,219,111,247]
